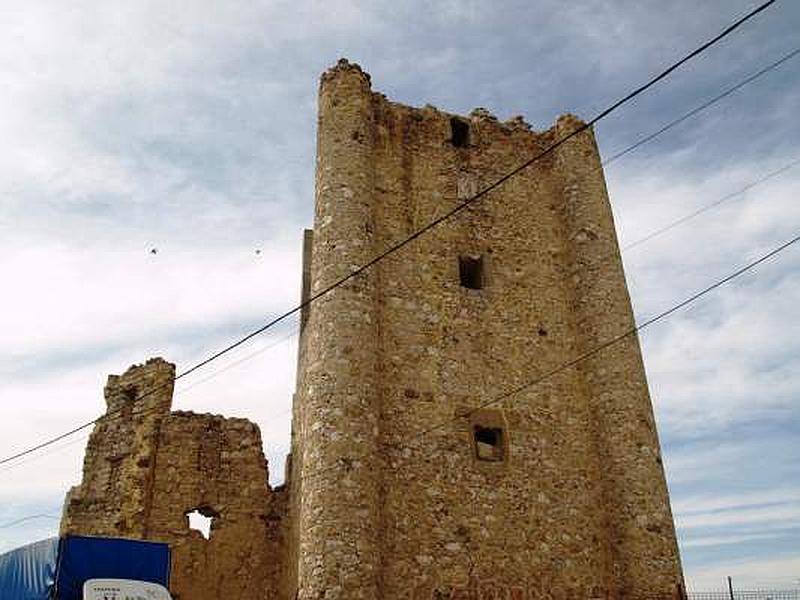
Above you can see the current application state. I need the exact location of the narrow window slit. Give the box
[474,426,504,462]
[459,255,484,290]
[450,117,470,148]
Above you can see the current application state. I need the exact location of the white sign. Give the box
[82,578,173,600]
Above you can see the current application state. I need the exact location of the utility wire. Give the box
[0,325,299,467]
[0,514,60,529]
[6,141,792,478]
[622,157,800,251]
[0,324,301,475]
[172,0,779,388]
[418,235,800,436]
[5,152,794,474]
[32,68,800,462]
[174,325,300,395]
[300,233,800,481]
[0,431,92,475]
[0,0,778,467]
[602,46,800,168]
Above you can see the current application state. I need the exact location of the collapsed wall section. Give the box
[61,358,287,600]
[61,357,175,538]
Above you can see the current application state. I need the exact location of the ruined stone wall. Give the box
[61,358,287,600]
[62,358,174,539]
[291,60,684,599]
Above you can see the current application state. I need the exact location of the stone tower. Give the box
[60,60,684,600]
[288,59,684,599]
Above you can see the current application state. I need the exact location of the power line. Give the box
[602,46,800,168]
[174,0,778,387]
[426,234,800,433]
[174,324,300,395]
[4,143,794,480]
[0,514,60,529]
[0,0,778,467]
[6,151,794,474]
[0,326,299,468]
[622,157,800,251]
[0,324,301,475]
[0,430,92,475]
[27,140,795,472]
[45,54,800,445]
[302,233,800,481]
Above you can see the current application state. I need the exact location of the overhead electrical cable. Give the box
[622,157,800,251]
[0,0,779,467]
[174,325,300,395]
[414,235,800,437]
[297,233,800,481]
[168,0,779,387]
[0,431,92,475]
[5,152,794,473]
[601,46,799,168]
[0,324,300,468]
[0,514,60,529]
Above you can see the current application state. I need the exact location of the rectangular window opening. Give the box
[474,426,504,462]
[450,117,470,148]
[459,255,484,290]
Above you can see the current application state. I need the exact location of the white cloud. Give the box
[681,531,788,549]
[607,153,800,438]
[673,487,800,516]
[678,504,800,530]
[0,236,302,365]
[686,554,800,590]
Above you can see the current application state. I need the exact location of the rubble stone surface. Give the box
[289,59,685,600]
[61,358,284,600]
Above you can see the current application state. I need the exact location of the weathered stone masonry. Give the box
[62,60,685,599]
[61,358,285,600]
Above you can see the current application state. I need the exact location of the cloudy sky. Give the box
[1,0,798,591]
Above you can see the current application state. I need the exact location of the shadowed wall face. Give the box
[292,59,684,600]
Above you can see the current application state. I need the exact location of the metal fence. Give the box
[688,591,800,600]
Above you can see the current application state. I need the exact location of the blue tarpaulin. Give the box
[0,537,58,600]
[53,535,170,600]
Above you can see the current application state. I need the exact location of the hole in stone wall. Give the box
[459,255,484,290]
[185,506,218,540]
[474,426,504,462]
[450,117,470,148]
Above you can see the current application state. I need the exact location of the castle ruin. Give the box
[61,59,685,599]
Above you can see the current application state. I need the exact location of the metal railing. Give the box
[688,591,800,600]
